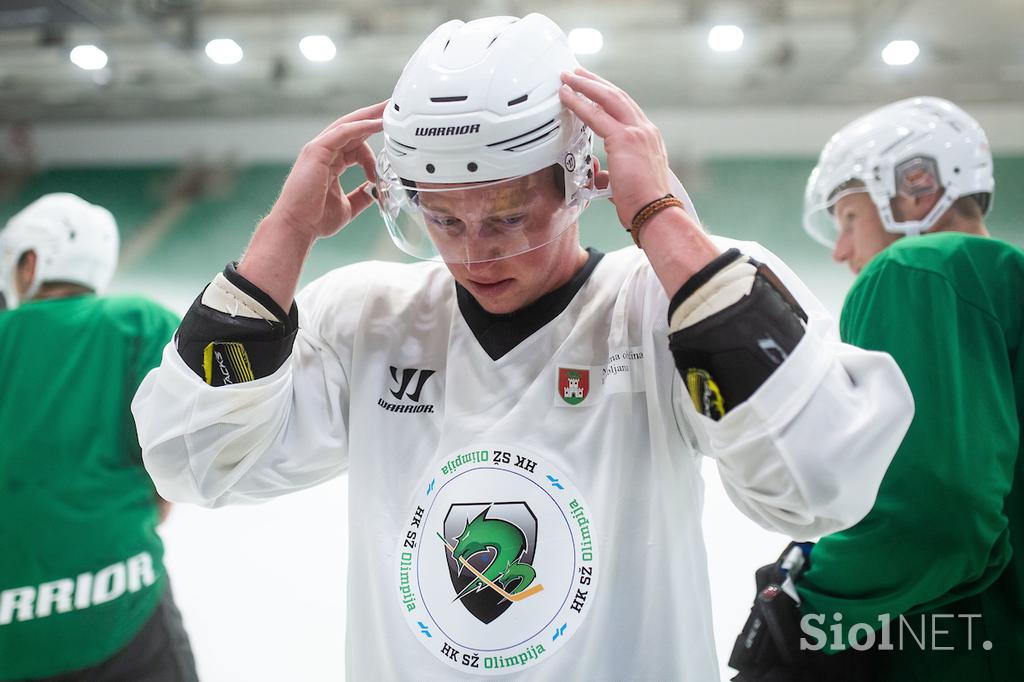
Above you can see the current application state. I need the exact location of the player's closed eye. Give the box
[490,214,527,229]
[426,215,466,235]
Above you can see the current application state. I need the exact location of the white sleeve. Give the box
[681,238,914,539]
[132,272,357,508]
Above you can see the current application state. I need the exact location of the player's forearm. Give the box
[238,213,318,311]
[636,205,721,297]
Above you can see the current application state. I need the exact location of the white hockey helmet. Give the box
[376,13,601,264]
[803,96,994,247]
[0,193,119,309]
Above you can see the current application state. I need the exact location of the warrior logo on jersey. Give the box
[397,445,599,675]
[379,366,437,414]
[389,366,435,401]
[440,503,540,624]
[558,368,589,405]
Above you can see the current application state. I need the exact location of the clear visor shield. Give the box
[803,181,869,248]
[374,154,587,265]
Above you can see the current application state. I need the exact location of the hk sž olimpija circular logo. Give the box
[397,445,598,674]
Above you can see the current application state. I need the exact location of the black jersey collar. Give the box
[456,248,604,361]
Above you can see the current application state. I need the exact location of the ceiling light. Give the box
[69,44,108,71]
[708,25,744,52]
[568,28,603,55]
[882,40,919,66]
[299,35,336,62]
[205,38,243,65]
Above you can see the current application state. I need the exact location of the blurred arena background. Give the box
[2,1,1022,679]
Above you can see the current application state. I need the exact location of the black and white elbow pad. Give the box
[176,262,299,386]
[668,249,807,420]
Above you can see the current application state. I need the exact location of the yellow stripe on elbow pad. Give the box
[202,341,255,385]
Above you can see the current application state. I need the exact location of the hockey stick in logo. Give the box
[436,532,544,603]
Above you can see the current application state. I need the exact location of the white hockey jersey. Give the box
[133,237,913,680]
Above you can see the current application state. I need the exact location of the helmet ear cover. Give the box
[894,156,941,198]
[825,156,943,217]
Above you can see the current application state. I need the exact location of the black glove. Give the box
[728,543,881,682]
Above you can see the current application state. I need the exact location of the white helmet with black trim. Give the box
[803,96,994,247]
[0,192,119,309]
[376,13,602,264]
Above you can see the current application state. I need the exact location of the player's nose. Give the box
[832,234,852,265]
[461,236,505,270]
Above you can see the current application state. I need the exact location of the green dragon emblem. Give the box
[441,506,538,602]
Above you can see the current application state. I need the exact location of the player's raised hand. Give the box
[559,68,673,230]
[238,101,385,310]
[266,101,386,240]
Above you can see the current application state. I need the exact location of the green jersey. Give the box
[797,233,1024,681]
[0,294,179,679]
